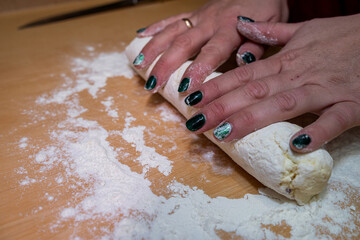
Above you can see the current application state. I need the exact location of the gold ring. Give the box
[182,18,193,29]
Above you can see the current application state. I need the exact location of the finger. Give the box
[213,85,335,142]
[177,25,241,93]
[290,102,360,153]
[136,12,192,37]
[236,41,265,66]
[203,83,337,142]
[184,56,283,108]
[145,26,212,92]
[133,17,197,69]
[237,18,304,46]
[185,70,306,134]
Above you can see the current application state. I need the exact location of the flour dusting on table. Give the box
[15,47,359,239]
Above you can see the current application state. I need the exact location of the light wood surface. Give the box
[0,0,358,239]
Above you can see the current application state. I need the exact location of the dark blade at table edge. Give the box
[19,0,149,30]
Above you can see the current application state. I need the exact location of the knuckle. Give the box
[200,44,221,57]
[207,100,227,119]
[327,75,345,86]
[143,40,163,58]
[165,21,180,34]
[172,34,193,50]
[329,109,352,129]
[154,57,169,73]
[206,81,222,97]
[243,81,269,99]
[232,66,253,84]
[280,49,299,62]
[278,49,299,70]
[238,110,256,126]
[273,91,297,112]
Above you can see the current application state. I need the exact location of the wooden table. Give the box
[0,0,359,239]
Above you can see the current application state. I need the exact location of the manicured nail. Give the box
[184,91,203,106]
[213,122,232,141]
[136,27,146,34]
[133,53,144,66]
[292,134,311,150]
[186,113,206,131]
[178,77,191,92]
[145,75,157,90]
[237,16,255,22]
[241,51,256,64]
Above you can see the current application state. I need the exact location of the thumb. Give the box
[237,18,305,46]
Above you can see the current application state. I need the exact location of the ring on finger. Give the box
[182,18,194,29]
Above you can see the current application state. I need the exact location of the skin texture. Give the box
[135,0,289,93]
[186,14,360,153]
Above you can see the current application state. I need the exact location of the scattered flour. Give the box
[156,105,182,122]
[202,150,233,175]
[121,116,173,176]
[101,96,119,118]
[15,48,360,239]
[18,137,28,148]
[36,52,133,105]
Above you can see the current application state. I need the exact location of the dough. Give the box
[125,37,333,205]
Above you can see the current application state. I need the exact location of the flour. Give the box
[36,52,133,105]
[15,48,359,239]
[101,96,119,118]
[237,22,279,45]
[18,137,28,148]
[156,105,182,122]
[201,150,233,175]
[120,115,173,176]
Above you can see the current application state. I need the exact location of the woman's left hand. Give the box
[184,14,360,153]
[133,0,289,93]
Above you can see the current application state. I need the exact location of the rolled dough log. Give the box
[125,37,333,205]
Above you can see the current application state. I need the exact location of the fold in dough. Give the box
[125,37,333,205]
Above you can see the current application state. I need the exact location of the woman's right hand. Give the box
[184,14,360,153]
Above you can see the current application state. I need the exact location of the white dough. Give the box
[125,37,333,204]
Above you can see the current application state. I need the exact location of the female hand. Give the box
[184,14,360,153]
[133,0,289,92]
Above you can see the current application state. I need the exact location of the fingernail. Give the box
[184,91,203,106]
[237,16,255,23]
[136,27,146,34]
[186,113,206,131]
[133,53,144,66]
[240,51,256,64]
[213,122,232,141]
[178,77,191,92]
[292,134,311,150]
[145,75,157,90]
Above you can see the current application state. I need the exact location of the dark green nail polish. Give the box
[237,16,255,22]
[133,53,144,66]
[292,134,311,150]
[186,114,206,131]
[145,75,157,90]
[213,122,232,140]
[178,77,191,92]
[184,91,203,106]
[136,27,146,33]
[241,51,256,64]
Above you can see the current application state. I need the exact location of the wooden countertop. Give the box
[0,0,359,239]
